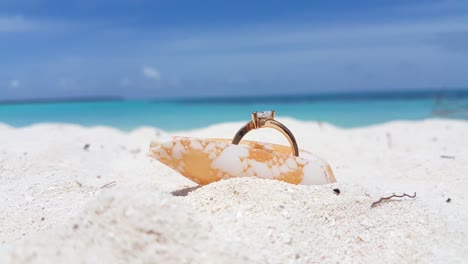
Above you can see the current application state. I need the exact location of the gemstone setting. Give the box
[257,110,274,119]
[252,110,275,128]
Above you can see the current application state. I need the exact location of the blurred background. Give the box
[1,0,467,130]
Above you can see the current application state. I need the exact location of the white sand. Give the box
[0,119,467,263]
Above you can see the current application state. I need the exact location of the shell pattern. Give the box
[149,136,336,185]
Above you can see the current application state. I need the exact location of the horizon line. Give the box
[1,88,468,105]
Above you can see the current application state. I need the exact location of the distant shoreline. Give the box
[0,97,124,106]
[171,89,468,104]
[1,88,468,105]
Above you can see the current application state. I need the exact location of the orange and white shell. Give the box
[149,137,336,185]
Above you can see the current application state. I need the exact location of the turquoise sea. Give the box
[1,91,467,131]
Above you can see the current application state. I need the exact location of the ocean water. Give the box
[1,92,467,131]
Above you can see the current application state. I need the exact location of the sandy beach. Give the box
[0,118,467,263]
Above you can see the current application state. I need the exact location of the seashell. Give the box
[149,137,336,185]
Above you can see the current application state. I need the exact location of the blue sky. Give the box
[1,0,468,100]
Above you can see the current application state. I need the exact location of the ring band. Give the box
[232,110,299,157]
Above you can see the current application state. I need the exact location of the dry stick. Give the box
[386,132,392,149]
[440,155,455,159]
[371,192,416,208]
[100,181,117,189]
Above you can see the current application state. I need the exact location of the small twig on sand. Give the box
[171,185,202,197]
[100,181,116,189]
[440,155,455,159]
[386,132,392,149]
[371,192,416,208]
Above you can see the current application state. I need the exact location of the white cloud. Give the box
[9,79,20,88]
[169,15,468,55]
[0,15,43,33]
[142,66,161,80]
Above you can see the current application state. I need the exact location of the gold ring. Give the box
[232,110,299,157]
